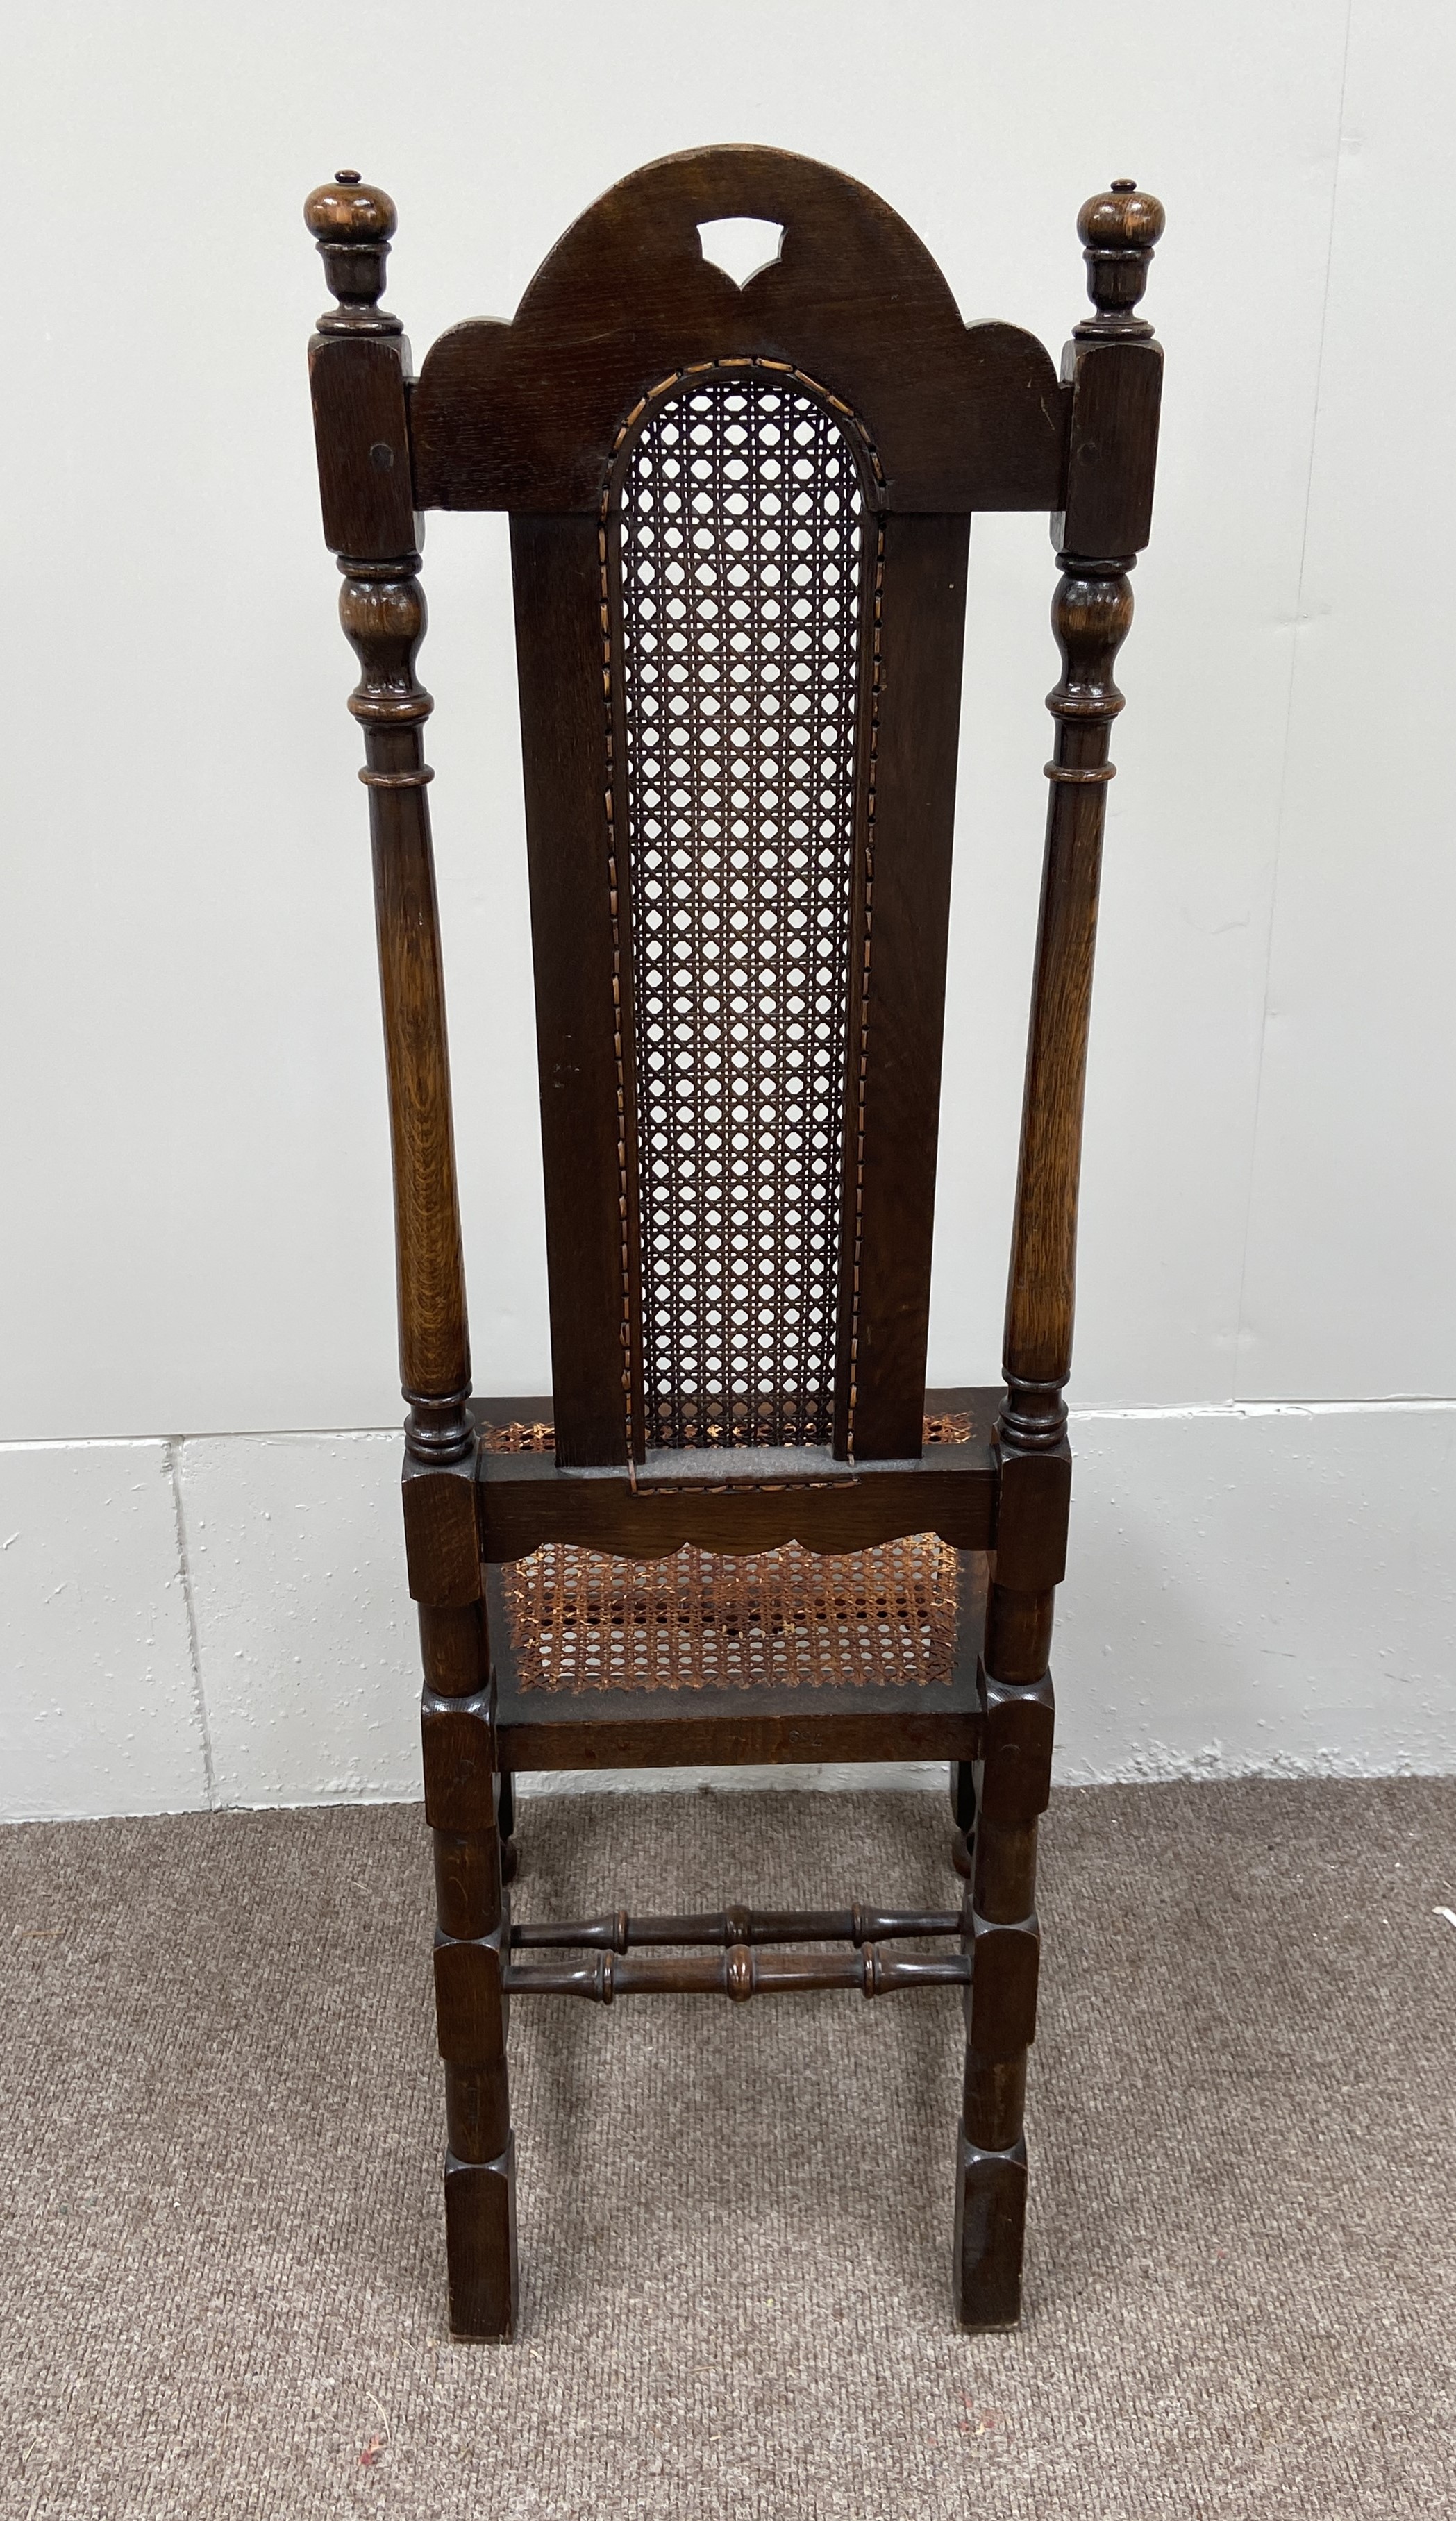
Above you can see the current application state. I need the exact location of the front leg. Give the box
[421,1601,519,2340]
[955,1577,1054,2329]
[497,1767,519,1886]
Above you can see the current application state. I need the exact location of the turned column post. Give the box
[956,178,1164,2330]
[305,174,516,2340]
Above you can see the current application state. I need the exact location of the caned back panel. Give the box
[477,151,1060,1467]
[512,424,969,1468]
[617,374,869,1450]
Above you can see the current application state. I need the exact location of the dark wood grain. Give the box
[837,513,971,1459]
[418,1600,487,1696]
[412,147,1066,516]
[494,1670,986,1775]
[511,1903,962,1949]
[505,1946,972,2001]
[1001,558,1135,1448]
[444,2150,518,2344]
[1055,178,1165,558]
[338,557,472,1459]
[308,337,417,557]
[955,177,1163,2335]
[476,1438,996,1562]
[954,2135,1028,2330]
[1057,338,1162,558]
[403,1457,482,1605]
[308,171,516,2343]
[511,514,640,1466]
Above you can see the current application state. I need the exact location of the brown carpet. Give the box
[3,1779,1453,2518]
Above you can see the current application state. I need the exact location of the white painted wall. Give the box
[8,1405,1453,1821]
[3,1,1453,1818]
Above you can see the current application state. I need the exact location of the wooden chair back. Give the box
[306,149,1163,1508]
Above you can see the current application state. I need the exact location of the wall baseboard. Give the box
[2,1403,1453,1822]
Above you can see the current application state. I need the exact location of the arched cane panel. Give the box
[613,375,874,1450]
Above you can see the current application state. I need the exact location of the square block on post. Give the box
[422,1687,498,1832]
[979,1671,1055,1822]
[967,1911,1041,2059]
[433,1929,506,2065]
[992,1443,1071,1593]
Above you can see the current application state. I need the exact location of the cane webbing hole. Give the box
[478,1414,973,1455]
[480,1420,556,1453]
[921,1412,974,1446]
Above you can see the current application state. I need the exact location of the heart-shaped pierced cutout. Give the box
[696,218,785,290]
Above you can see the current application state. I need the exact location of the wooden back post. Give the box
[306,172,508,2339]
[962,181,1164,2327]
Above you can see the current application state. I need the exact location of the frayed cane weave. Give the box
[478,1417,974,1452]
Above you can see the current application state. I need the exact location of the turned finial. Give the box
[1076,177,1165,337]
[304,169,401,335]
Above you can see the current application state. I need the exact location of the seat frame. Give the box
[303,149,1164,2341]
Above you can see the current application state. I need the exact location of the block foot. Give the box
[445,2138,519,2340]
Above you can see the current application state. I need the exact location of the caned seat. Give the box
[503,1532,963,1694]
[304,149,1164,2343]
[487,1415,967,1698]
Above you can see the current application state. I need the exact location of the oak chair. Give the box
[303,148,1163,2342]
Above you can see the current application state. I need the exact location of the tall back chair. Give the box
[304,149,1163,2343]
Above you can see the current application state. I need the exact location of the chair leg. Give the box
[498,1767,519,1886]
[951,1759,976,1879]
[955,1580,1055,2330]
[421,1603,519,2341]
